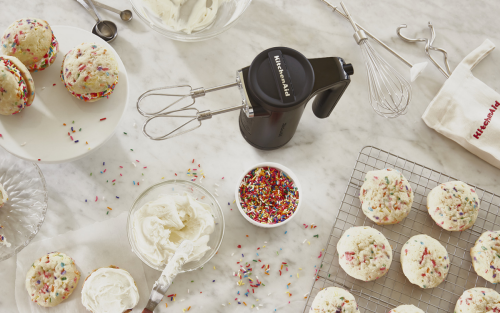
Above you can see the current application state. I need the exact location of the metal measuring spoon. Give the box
[74,0,118,42]
[92,0,133,22]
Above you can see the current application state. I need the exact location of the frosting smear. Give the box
[81,267,139,313]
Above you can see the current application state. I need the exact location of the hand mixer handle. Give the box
[309,57,353,118]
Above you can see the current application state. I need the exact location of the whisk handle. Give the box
[309,57,352,118]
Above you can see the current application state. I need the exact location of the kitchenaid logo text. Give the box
[473,101,500,139]
[274,55,291,97]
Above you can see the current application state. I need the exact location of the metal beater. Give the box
[397,22,452,78]
[337,2,412,118]
[136,70,253,140]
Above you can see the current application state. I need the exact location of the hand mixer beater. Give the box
[137,79,249,141]
[137,47,354,150]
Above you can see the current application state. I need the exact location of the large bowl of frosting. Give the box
[127,179,224,271]
[129,0,253,41]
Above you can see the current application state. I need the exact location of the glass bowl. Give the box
[127,179,225,272]
[0,150,48,261]
[235,162,302,228]
[129,0,253,42]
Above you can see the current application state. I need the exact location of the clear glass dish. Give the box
[0,150,48,261]
[127,179,225,271]
[129,0,253,42]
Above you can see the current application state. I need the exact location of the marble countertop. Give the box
[2,0,500,312]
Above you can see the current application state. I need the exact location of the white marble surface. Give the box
[2,0,500,312]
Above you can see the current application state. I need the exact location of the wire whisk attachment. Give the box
[340,1,412,118]
[361,39,412,118]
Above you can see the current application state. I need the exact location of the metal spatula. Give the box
[142,241,194,313]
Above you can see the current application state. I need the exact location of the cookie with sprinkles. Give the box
[61,42,119,102]
[25,252,80,307]
[311,287,358,312]
[389,304,424,313]
[359,168,414,225]
[454,287,500,313]
[471,230,500,283]
[400,234,449,289]
[1,18,59,71]
[0,182,8,208]
[3,55,35,105]
[0,55,34,115]
[337,226,392,281]
[427,181,479,231]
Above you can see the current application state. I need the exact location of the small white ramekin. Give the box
[235,162,302,228]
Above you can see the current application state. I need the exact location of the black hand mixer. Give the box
[137,47,353,150]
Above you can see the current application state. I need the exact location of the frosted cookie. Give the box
[311,287,358,313]
[471,230,500,283]
[0,182,7,208]
[427,181,479,231]
[61,42,119,102]
[25,252,80,307]
[82,265,139,313]
[401,234,449,288]
[1,18,58,71]
[337,226,392,281]
[454,287,500,313]
[359,168,414,225]
[3,55,35,105]
[389,305,424,313]
[0,55,35,115]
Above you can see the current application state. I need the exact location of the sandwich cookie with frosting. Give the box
[1,18,58,72]
[0,55,35,115]
[61,42,119,102]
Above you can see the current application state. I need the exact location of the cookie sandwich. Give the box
[1,18,58,72]
[61,42,119,102]
[0,55,35,115]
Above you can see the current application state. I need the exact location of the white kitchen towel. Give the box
[15,213,149,313]
[422,39,500,168]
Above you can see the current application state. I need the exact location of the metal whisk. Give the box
[339,2,412,118]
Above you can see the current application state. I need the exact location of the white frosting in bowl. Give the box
[142,0,226,34]
[132,193,215,267]
[81,268,139,313]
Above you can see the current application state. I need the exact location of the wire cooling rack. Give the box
[303,146,500,313]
